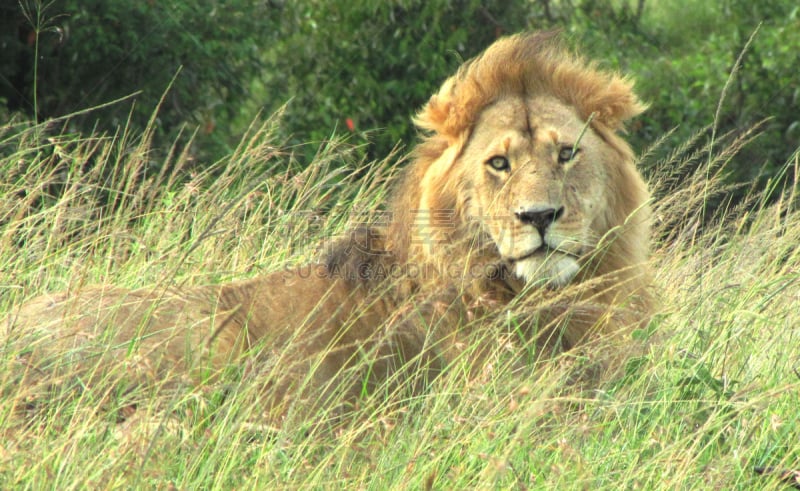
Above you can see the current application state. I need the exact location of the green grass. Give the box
[1,109,799,490]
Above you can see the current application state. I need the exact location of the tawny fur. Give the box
[5,32,654,424]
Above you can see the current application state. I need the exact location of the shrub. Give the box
[567,0,800,198]
[260,0,537,160]
[0,0,278,161]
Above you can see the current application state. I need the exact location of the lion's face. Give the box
[458,96,615,287]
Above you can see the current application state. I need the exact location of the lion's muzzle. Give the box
[514,205,565,236]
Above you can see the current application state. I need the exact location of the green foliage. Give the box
[0,0,278,160]
[2,0,798,198]
[258,0,799,196]
[260,0,538,160]
[568,0,800,197]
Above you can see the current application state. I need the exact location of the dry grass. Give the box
[1,111,799,489]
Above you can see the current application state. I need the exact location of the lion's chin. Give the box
[513,253,580,289]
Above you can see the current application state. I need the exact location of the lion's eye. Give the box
[558,146,580,164]
[487,156,510,172]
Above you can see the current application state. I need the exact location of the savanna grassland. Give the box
[0,104,798,489]
[2,1,800,488]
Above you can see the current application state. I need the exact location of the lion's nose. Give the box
[515,206,564,233]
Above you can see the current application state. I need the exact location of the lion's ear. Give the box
[413,93,450,136]
[578,74,647,131]
[413,76,480,142]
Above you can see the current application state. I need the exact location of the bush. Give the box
[257,0,799,199]
[566,0,800,198]
[260,0,538,160]
[0,0,278,161]
[3,0,797,199]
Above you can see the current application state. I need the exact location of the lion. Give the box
[4,31,653,424]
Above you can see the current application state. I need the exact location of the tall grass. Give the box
[1,108,799,489]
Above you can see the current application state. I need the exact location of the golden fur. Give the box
[6,32,653,423]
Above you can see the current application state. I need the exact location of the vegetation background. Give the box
[2,0,798,192]
[1,0,799,489]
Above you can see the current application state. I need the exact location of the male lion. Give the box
[5,32,653,423]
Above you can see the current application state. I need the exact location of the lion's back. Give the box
[4,286,239,399]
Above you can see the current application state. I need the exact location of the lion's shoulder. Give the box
[324,226,394,286]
